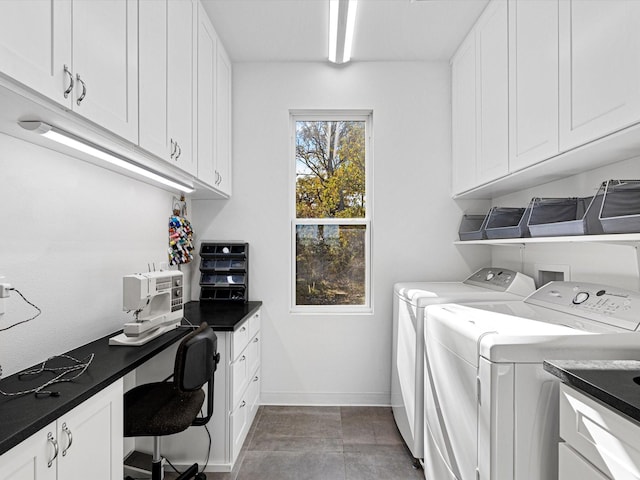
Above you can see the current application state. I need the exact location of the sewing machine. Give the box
[109,271,184,346]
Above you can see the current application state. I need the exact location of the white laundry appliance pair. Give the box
[391,268,536,461]
[424,281,640,480]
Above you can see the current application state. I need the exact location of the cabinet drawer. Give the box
[249,310,261,339]
[560,384,640,479]
[231,320,249,360]
[247,331,260,377]
[230,394,250,464]
[247,368,261,421]
[231,350,249,408]
[559,443,608,480]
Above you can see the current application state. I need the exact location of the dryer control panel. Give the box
[464,268,535,297]
[525,281,640,331]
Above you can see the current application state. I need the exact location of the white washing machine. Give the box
[423,281,640,480]
[391,267,535,461]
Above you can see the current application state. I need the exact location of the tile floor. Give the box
[164,405,423,480]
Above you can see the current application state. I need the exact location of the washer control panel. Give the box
[464,268,535,297]
[526,281,640,331]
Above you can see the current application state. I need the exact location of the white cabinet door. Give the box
[138,0,169,160]
[559,0,640,151]
[0,0,71,108]
[559,444,609,480]
[476,0,509,185]
[451,31,477,195]
[197,3,218,187]
[508,0,559,172]
[72,0,138,143]
[167,0,197,176]
[0,421,57,480]
[57,380,123,480]
[215,42,233,195]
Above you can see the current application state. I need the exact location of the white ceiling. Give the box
[200,0,489,63]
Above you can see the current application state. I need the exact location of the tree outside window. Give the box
[292,114,371,310]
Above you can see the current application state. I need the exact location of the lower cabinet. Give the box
[559,384,640,480]
[0,379,123,480]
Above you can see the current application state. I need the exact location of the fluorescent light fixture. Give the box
[18,121,194,193]
[329,0,358,64]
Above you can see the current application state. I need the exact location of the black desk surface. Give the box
[0,300,261,456]
[544,360,640,424]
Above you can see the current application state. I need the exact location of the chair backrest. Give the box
[174,322,218,392]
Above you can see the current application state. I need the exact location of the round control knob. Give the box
[485,272,495,281]
[573,292,590,305]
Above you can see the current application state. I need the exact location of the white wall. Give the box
[0,132,191,377]
[192,61,490,405]
[491,156,640,290]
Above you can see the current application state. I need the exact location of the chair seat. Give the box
[124,382,205,437]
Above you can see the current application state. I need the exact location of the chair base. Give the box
[123,450,206,480]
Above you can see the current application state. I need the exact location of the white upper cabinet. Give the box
[475,0,509,185]
[508,0,559,172]
[197,3,218,188]
[168,0,197,176]
[559,0,640,151]
[138,0,169,160]
[451,0,508,195]
[71,0,138,143]
[0,0,138,143]
[0,0,72,108]
[197,3,232,196]
[452,32,477,194]
[215,41,232,195]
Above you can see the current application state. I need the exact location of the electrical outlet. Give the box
[0,276,9,315]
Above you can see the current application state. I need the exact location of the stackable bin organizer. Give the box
[458,213,490,241]
[599,180,640,234]
[199,242,249,302]
[484,205,532,239]
[527,196,604,237]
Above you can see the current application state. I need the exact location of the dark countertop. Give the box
[0,301,261,456]
[184,300,262,331]
[544,360,640,423]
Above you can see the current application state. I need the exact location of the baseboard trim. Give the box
[259,391,390,406]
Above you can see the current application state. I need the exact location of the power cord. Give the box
[0,287,42,332]
[165,409,212,477]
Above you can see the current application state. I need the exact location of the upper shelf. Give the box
[455,233,640,246]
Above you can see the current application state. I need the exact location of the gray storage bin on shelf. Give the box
[458,213,489,241]
[599,180,640,234]
[527,194,605,237]
[484,205,531,239]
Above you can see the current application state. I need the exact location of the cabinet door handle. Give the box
[63,65,74,98]
[218,173,223,186]
[47,432,58,468]
[76,74,87,105]
[61,423,73,456]
[170,139,176,159]
[176,143,182,160]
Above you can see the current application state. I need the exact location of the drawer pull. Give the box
[253,337,259,343]
[61,423,73,456]
[240,326,247,332]
[240,400,246,408]
[47,432,58,467]
[240,355,246,362]
[253,376,259,382]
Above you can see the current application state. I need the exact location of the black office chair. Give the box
[124,322,220,480]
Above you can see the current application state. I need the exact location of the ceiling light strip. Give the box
[329,0,358,64]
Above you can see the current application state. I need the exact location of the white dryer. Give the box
[423,281,640,480]
[391,267,535,461]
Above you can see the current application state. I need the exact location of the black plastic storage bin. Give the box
[599,180,640,234]
[484,205,531,239]
[458,213,489,241]
[527,196,604,237]
[199,241,249,302]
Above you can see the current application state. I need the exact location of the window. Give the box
[291,111,372,312]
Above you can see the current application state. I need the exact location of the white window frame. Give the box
[290,110,373,315]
